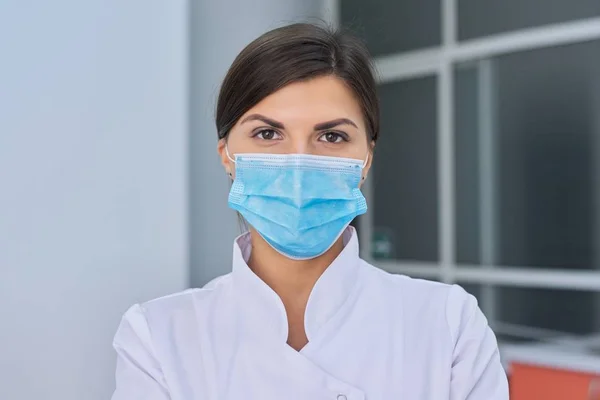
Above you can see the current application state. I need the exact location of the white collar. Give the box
[230,227,361,344]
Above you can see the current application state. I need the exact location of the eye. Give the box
[253,129,282,140]
[319,131,348,143]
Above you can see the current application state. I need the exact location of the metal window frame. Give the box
[323,1,600,292]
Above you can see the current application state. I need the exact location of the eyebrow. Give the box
[241,114,358,131]
[240,114,284,129]
[314,118,358,131]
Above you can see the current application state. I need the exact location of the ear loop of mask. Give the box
[362,153,369,168]
[225,145,236,178]
[225,144,236,164]
[361,152,369,180]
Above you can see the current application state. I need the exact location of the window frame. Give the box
[325,0,600,295]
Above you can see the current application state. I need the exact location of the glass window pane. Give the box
[373,77,438,261]
[341,0,441,56]
[460,284,600,342]
[454,40,600,269]
[458,0,600,41]
[455,66,481,265]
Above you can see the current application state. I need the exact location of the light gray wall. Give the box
[189,0,325,287]
[0,1,188,399]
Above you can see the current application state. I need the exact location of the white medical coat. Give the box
[111,228,508,399]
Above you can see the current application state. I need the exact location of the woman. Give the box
[112,23,508,399]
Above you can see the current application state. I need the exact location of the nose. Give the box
[288,137,316,155]
[287,139,309,154]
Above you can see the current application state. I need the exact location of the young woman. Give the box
[112,23,508,400]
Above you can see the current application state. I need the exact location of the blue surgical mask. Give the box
[226,148,368,260]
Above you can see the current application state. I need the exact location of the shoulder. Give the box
[114,273,234,344]
[147,273,232,314]
[361,262,507,395]
[359,260,479,340]
[359,260,456,305]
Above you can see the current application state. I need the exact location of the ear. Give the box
[217,138,234,178]
[359,140,375,188]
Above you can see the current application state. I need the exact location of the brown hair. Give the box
[215,23,379,143]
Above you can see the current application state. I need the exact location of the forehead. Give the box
[240,75,366,129]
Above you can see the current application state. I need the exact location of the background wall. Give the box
[0,0,328,398]
[0,1,189,399]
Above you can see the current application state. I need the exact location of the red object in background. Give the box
[510,362,600,400]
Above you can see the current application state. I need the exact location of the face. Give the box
[218,75,373,184]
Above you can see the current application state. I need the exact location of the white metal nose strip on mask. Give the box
[226,144,369,168]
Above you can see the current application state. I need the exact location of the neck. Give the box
[247,228,345,350]
[247,228,344,301]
